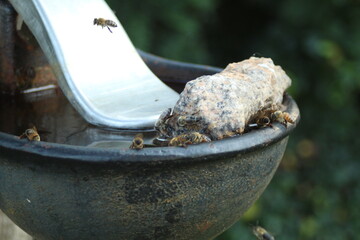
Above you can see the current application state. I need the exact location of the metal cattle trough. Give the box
[0,1,300,239]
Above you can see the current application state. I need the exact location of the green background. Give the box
[106,0,360,239]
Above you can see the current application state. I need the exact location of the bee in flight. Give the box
[93,18,117,33]
[19,126,40,141]
[252,225,275,240]
[129,133,144,150]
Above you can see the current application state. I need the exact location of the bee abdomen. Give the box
[283,113,294,124]
[105,20,117,27]
[256,116,271,127]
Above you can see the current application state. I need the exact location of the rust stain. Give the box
[1,1,58,94]
[0,0,16,94]
[196,220,213,232]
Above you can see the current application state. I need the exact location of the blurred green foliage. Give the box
[107,0,360,239]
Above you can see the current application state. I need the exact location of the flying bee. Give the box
[19,126,40,141]
[129,133,144,150]
[177,115,203,127]
[270,110,294,127]
[169,132,211,147]
[93,18,117,33]
[155,108,174,138]
[252,226,275,240]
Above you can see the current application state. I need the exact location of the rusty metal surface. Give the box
[0,0,57,95]
[0,137,289,240]
[13,18,57,91]
[0,0,16,94]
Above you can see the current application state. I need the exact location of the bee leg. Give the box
[107,26,113,33]
[19,133,26,139]
[248,123,258,129]
[179,141,189,148]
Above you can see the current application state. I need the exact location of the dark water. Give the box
[0,86,157,148]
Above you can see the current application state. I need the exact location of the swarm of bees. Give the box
[19,126,40,141]
[93,18,117,33]
[129,133,144,150]
[252,225,275,240]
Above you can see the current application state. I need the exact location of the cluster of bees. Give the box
[129,107,294,149]
[249,110,295,129]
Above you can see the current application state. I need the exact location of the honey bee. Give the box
[93,18,117,33]
[247,110,272,129]
[19,126,40,141]
[169,132,211,147]
[155,108,174,138]
[177,115,203,127]
[129,133,144,150]
[256,116,272,128]
[252,225,275,240]
[270,110,294,127]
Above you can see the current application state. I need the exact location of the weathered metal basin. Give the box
[0,52,300,240]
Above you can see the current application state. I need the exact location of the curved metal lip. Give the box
[0,95,300,165]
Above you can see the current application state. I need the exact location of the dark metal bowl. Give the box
[0,53,300,240]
